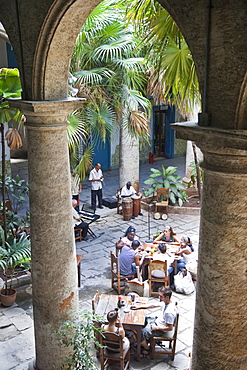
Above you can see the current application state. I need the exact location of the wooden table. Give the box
[141,244,181,279]
[95,294,148,361]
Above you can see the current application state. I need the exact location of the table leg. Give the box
[135,327,142,361]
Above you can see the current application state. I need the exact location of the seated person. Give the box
[72,199,89,241]
[121,182,143,218]
[153,225,180,244]
[152,243,175,287]
[176,236,194,271]
[104,308,130,351]
[119,240,145,277]
[121,181,137,198]
[131,286,177,355]
[116,226,143,252]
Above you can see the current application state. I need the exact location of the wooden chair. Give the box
[150,310,179,361]
[74,228,82,242]
[155,188,169,215]
[99,331,130,370]
[116,188,123,214]
[92,290,99,313]
[148,259,170,296]
[110,251,134,295]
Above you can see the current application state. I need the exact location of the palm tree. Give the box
[122,0,201,115]
[69,0,151,181]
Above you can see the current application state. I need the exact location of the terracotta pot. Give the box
[0,288,17,307]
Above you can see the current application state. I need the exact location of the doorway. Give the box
[153,105,175,158]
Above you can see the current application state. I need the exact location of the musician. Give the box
[121,181,137,198]
[121,182,143,218]
[89,163,104,211]
[72,200,89,241]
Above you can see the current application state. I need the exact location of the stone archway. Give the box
[0,1,247,369]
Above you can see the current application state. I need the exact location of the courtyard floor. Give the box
[0,156,200,369]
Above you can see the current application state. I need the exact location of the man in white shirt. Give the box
[121,182,137,198]
[121,182,143,218]
[131,286,177,354]
[89,163,104,211]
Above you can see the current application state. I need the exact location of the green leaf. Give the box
[149,173,160,178]
[163,180,170,188]
[176,182,186,190]
[164,166,177,175]
[144,178,157,185]
[167,175,177,183]
[169,192,176,204]
[150,168,162,175]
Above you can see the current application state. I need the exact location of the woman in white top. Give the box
[176,236,193,270]
[104,308,130,351]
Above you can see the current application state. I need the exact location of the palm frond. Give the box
[76,146,93,182]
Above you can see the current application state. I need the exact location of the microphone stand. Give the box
[145,203,153,243]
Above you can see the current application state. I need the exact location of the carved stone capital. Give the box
[8,98,86,130]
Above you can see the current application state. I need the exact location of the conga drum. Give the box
[122,198,133,221]
[131,194,141,217]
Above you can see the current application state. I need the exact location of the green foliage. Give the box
[0,68,22,124]
[0,175,30,238]
[58,310,105,370]
[70,0,151,144]
[144,165,187,206]
[0,226,31,291]
[188,161,204,188]
[122,0,201,115]
[1,175,29,214]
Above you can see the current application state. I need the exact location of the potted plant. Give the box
[0,226,31,307]
[58,310,105,369]
[143,165,188,207]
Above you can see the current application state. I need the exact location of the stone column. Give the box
[119,126,140,191]
[171,123,247,369]
[193,145,247,369]
[10,98,85,369]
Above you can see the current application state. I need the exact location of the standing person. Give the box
[72,199,89,241]
[131,286,177,356]
[71,171,82,211]
[89,163,104,211]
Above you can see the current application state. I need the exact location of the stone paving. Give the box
[0,157,200,369]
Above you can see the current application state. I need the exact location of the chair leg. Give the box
[150,338,155,360]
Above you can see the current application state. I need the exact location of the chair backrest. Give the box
[148,259,168,278]
[110,251,120,276]
[100,331,124,353]
[92,290,99,313]
[156,188,169,202]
